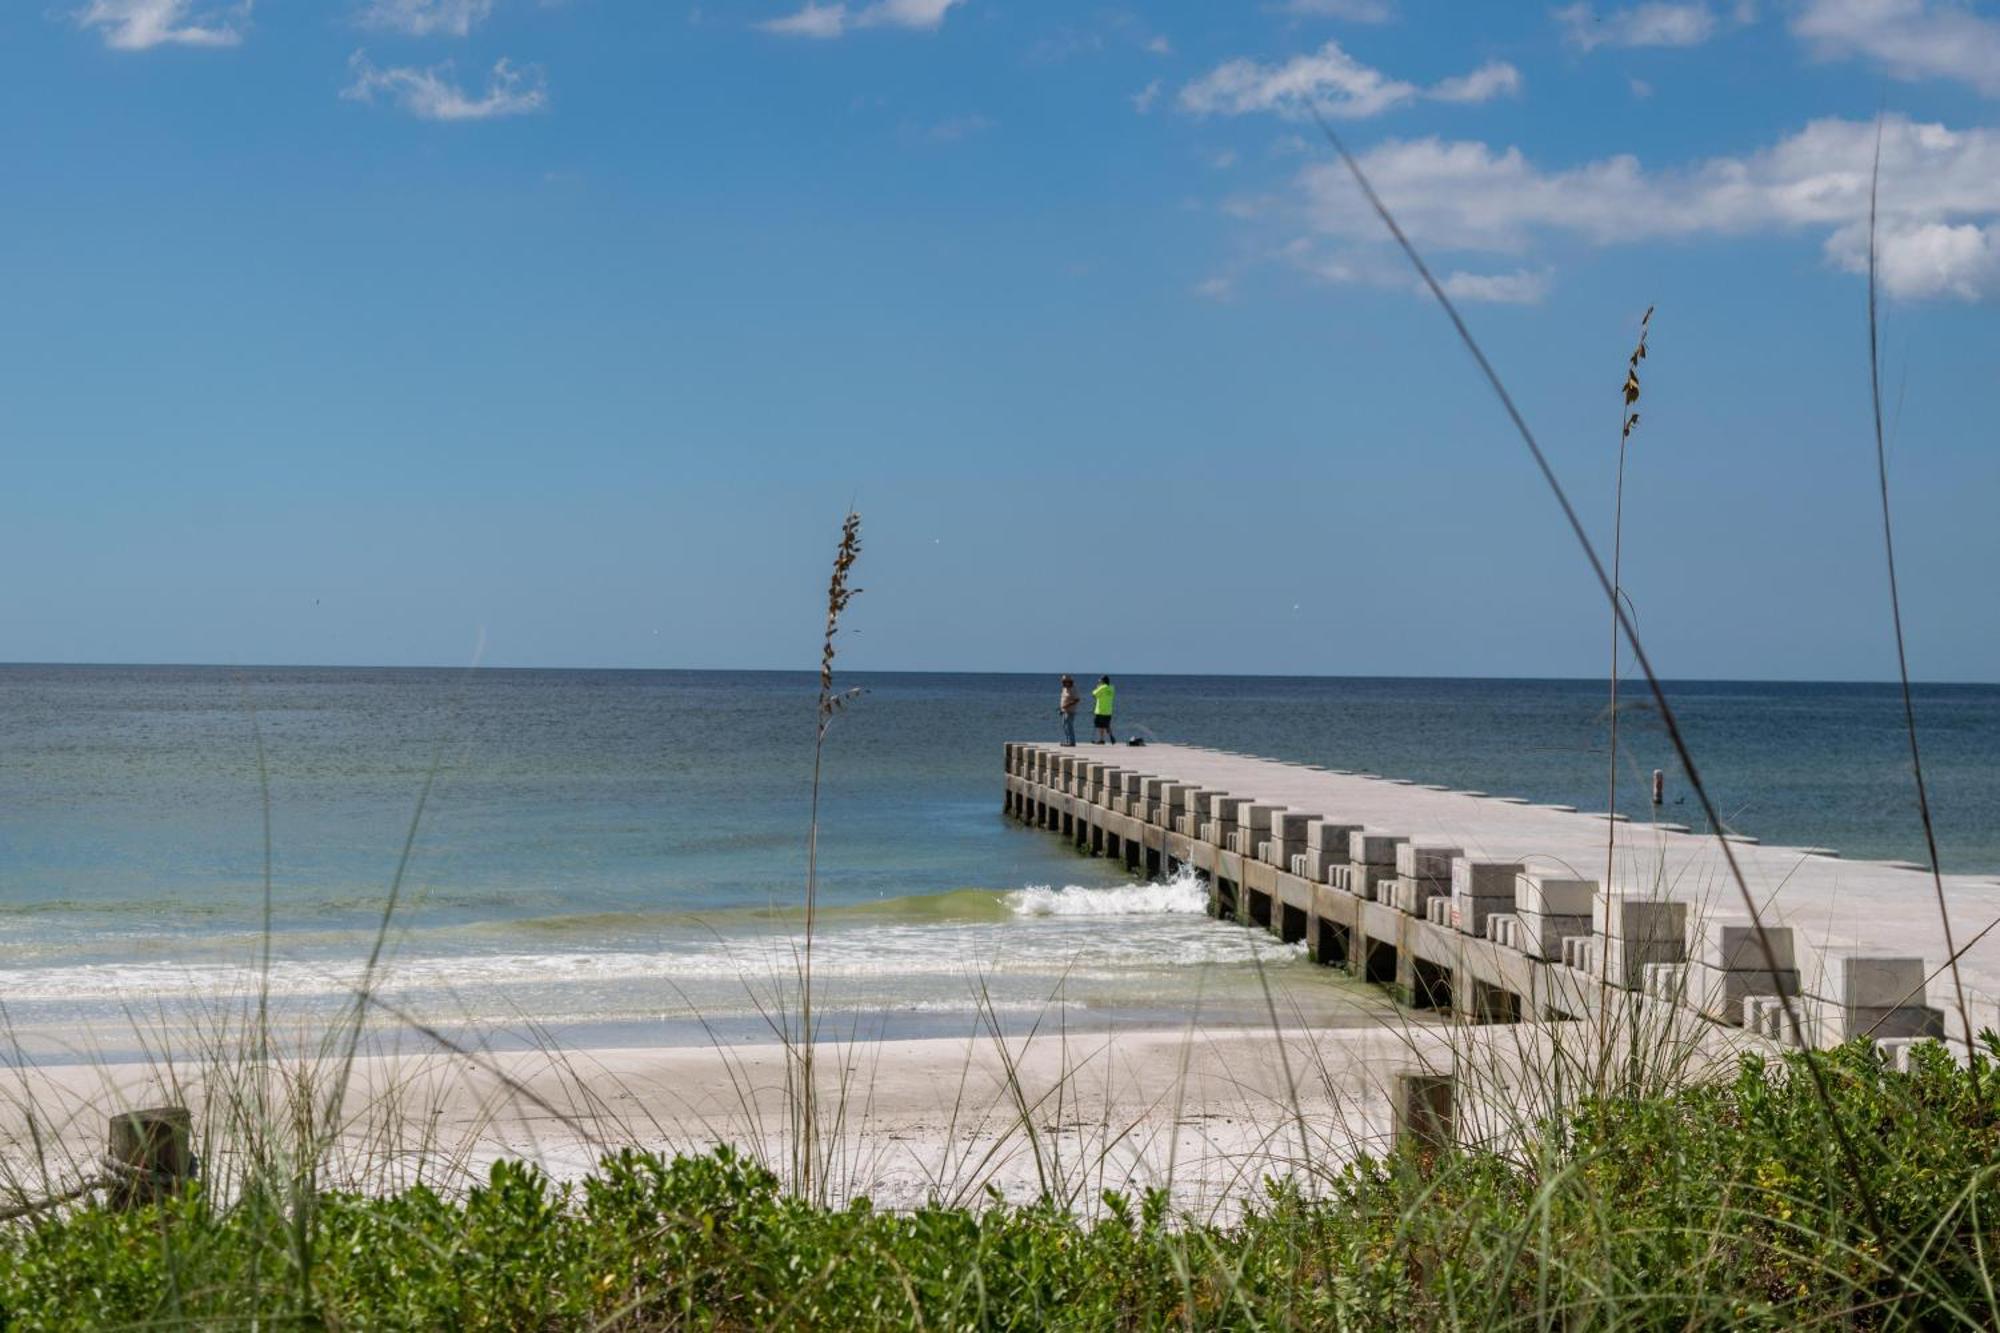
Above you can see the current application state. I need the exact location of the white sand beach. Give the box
[0,1012,1757,1218]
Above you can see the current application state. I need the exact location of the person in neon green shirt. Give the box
[1090,676,1116,744]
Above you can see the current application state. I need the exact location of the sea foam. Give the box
[1004,869,1207,918]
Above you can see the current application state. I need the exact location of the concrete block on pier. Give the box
[1349,831,1408,867]
[1449,860,1526,936]
[1507,875,1596,960]
[1820,1003,1946,1045]
[1642,963,1689,1004]
[1687,961,1800,1023]
[1679,920,1802,1024]
[1391,845,1458,917]
[1698,921,1798,972]
[1396,843,1463,881]
[1168,788,1216,832]
[1228,804,1285,855]
[1558,929,1677,991]
[1785,952,1945,1047]
[1389,874,1449,916]
[1295,821,1361,881]
[1424,898,1453,927]
[1600,938,1686,990]
[1592,894,1687,944]
[1266,811,1317,867]
[1808,952,1927,1010]
[1450,893,1516,937]
[1510,912,1592,961]
[1744,996,1796,1044]
[1307,820,1357,852]
[1203,795,1247,845]
[1877,1038,1919,1072]
[1453,860,1526,899]
[1515,873,1596,917]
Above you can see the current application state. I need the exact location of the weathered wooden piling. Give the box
[106,1106,194,1207]
[1391,1073,1455,1155]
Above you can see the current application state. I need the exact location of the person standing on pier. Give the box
[1058,675,1081,746]
[1091,675,1116,744]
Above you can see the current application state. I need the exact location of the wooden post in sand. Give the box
[106,1106,194,1207]
[1391,1074,1454,1156]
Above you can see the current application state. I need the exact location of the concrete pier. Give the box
[1005,741,2000,1052]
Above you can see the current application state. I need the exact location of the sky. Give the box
[1,0,1995,680]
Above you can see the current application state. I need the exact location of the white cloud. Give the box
[1131,78,1162,113]
[1181,41,1415,118]
[1278,0,1396,21]
[1436,267,1552,303]
[1430,60,1523,104]
[342,50,548,120]
[758,0,963,38]
[1180,41,1519,120]
[1555,2,1718,51]
[862,0,959,29]
[1793,0,2000,96]
[1194,275,1237,301]
[76,0,251,50]
[923,113,993,142]
[358,0,493,38]
[761,1,845,36]
[1290,115,2000,299]
[1145,34,1173,56]
[1824,219,2000,301]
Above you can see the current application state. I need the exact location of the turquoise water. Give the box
[2,666,1995,1058]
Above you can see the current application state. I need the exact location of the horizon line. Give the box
[2,661,1995,689]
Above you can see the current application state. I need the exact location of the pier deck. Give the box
[1005,741,2000,1054]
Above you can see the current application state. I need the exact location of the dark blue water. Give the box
[1,666,1993,1055]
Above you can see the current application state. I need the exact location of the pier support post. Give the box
[1360,933,1398,986]
[1309,915,1350,968]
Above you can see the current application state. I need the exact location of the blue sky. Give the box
[2,0,1995,680]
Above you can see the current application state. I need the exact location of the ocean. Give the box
[3,666,1996,1062]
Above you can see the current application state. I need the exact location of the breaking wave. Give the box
[1005,868,1207,918]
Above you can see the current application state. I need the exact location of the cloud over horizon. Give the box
[342,50,547,120]
[76,0,253,50]
[357,0,494,39]
[1792,0,2000,97]
[758,0,963,39]
[1179,41,1522,119]
[1554,2,1722,51]
[1286,116,2000,301]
